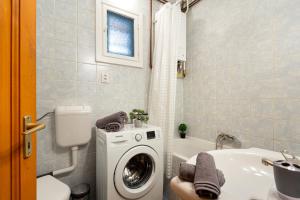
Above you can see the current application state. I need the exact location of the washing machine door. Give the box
[114,145,159,199]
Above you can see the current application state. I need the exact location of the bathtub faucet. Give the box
[215,132,238,150]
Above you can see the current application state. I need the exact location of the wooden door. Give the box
[0,0,37,199]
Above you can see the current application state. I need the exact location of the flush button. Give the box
[135,134,142,142]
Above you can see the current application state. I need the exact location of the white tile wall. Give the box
[184,0,300,154]
[36,0,154,198]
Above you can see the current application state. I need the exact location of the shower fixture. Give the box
[216,132,240,150]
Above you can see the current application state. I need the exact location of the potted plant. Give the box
[178,123,187,138]
[129,109,149,128]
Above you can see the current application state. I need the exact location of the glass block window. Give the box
[96,3,143,68]
[107,11,134,57]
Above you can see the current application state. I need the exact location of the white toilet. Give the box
[37,175,70,200]
[37,106,92,200]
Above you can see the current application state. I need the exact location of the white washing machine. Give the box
[96,125,163,200]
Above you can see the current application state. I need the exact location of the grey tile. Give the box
[51,60,77,81]
[37,16,55,38]
[78,10,95,30]
[37,0,55,18]
[78,27,95,47]
[55,40,77,61]
[77,63,97,82]
[55,0,77,24]
[274,140,300,156]
[78,45,96,64]
[55,21,77,43]
[78,0,96,11]
[274,119,300,144]
[37,36,56,59]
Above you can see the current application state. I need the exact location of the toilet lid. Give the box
[37,175,70,200]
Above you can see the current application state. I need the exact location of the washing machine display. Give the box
[123,153,154,189]
[146,131,156,139]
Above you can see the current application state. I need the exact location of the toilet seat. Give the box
[37,175,70,200]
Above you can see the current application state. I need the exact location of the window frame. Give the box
[96,3,143,68]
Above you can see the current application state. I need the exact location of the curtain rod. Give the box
[155,0,168,3]
[188,0,201,8]
[155,0,201,8]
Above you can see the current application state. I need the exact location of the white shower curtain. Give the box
[148,3,181,179]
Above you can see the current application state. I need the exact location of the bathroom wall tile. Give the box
[36,57,55,70]
[274,16,300,57]
[78,10,95,30]
[77,152,96,174]
[36,99,56,119]
[215,116,234,136]
[37,16,55,38]
[51,60,77,81]
[52,80,77,102]
[274,140,300,156]
[37,158,55,176]
[78,128,97,155]
[249,118,274,139]
[37,77,57,100]
[55,40,77,61]
[36,36,56,59]
[230,99,253,119]
[78,0,96,11]
[55,21,77,43]
[277,80,300,99]
[37,0,55,18]
[37,60,76,83]
[78,27,95,47]
[53,145,73,171]
[55,0,77,24]
[184,0,300,154]
[77,63,97,82]
[78,45,96,64]
[274,119,300,144]
[252,99,273,119]
[242,135,274,151]
[37,118,56,176]
[76,81,97,109]
[273,99,300,120]
[274,58,300,98]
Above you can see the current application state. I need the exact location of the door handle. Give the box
[23,122,45,135]
[23,115,46,158]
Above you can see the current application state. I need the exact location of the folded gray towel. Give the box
[194,152,221,199]
[96,111,128,129]
[105,122,124,132]
[179,162,225,187]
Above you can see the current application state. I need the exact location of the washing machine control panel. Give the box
[132,129,160,142]
[135,133,143,142]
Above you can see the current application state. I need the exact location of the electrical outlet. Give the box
[101,72,110,83]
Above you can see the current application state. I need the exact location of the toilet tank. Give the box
[55,106,92,147]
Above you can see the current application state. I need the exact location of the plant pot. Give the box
[134,119,143,128]
[180,132,186,138]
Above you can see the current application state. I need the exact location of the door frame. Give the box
[0,0,37,199]
[0,0,13,199]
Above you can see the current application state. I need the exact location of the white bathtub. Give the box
[169,137,216,200]
[173,136,215,160]
[171,137,215,177]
